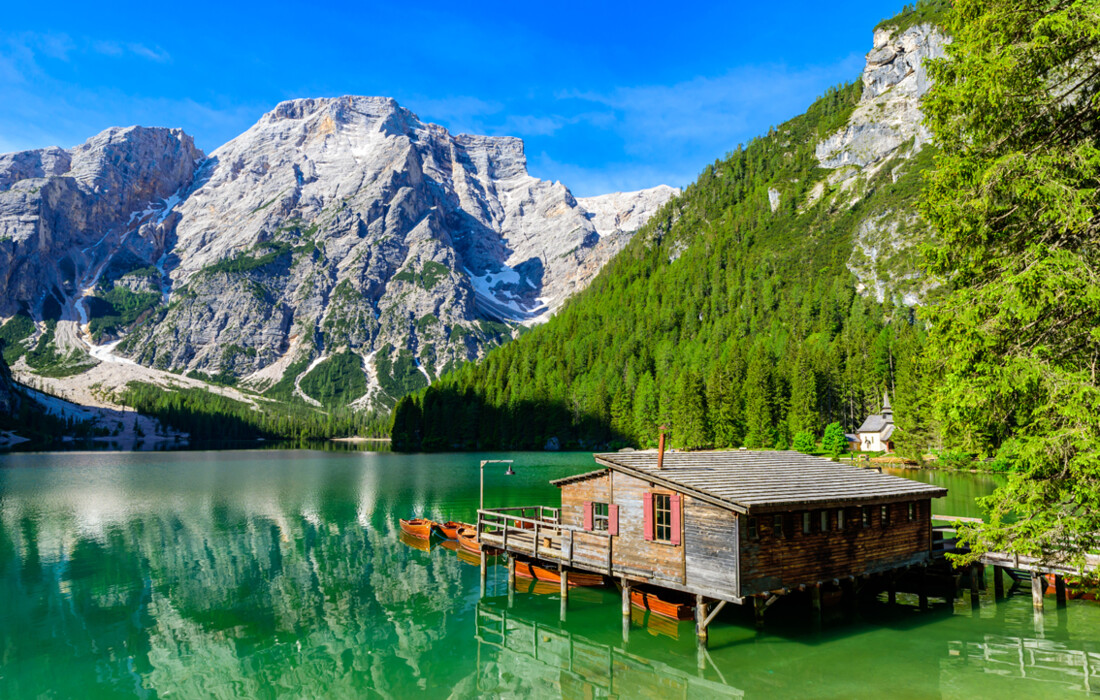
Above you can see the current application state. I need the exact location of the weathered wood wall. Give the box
[683,496,739,595]
[559,473,742,599]
[738,498,933,596]
[559,473,609,530]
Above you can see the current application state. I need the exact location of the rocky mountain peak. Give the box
[0,95,677,411]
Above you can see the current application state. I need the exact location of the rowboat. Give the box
[456,526,502,555]
[399,518,435,540]
[630,586,695,620]
[514,560,605,587]
[1043,574,1098,601]
[435,521,469,540]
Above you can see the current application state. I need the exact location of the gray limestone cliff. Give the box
[814,22,948,305]
[0,97,676,409]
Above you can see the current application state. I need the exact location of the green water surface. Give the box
[1,450,1097,698]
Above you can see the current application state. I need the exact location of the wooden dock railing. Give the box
[477,507,614,574]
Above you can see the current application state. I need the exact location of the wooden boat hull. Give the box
[399,518,434,540]
[1043,574,1098,600]
[630,587,695,620]
[436,521,469,540]
[456,526,503,555]
[514,560,604,587]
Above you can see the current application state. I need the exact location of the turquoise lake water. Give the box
[1,449,1097,698]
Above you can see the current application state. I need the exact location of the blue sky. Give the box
[1,1,906,196]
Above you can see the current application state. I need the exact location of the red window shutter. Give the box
[671,494,682,546]
[643,494,654,541]
[583,501,593,531]
[608,504,619,536]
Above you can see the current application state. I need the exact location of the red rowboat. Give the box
[514,560,605,587]
[630,587,695,620]
[399,518,435,540]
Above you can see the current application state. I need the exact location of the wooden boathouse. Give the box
[477,449,947,640]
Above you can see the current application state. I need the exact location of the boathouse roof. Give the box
[576,450,946,514]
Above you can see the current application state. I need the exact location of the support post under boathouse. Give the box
[477,449,948,643]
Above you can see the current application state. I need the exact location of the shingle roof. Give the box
[550,468,609,487]
[591,450,946,514]
[857,414,887,433]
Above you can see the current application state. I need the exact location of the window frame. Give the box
[862,506,872,528]
[592,501,610,531]
[837,508,845,530]
[747,516,758,540]
[803,511,812,535]
[773,514,785,539]
[907,502,916,522]
[820,510,830,533]
[653,493,673,543]
[880,504,890,528]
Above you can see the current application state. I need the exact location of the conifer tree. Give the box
[921,0,1100,565]
[743,348,775,448]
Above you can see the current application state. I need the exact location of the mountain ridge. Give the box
[0,96,676,416]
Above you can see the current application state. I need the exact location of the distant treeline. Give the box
[120,382,390,441]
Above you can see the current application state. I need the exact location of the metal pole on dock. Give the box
[1032,571,1045,610]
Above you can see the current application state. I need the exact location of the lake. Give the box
[1,450,1098,698]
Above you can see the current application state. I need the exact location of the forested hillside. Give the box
[393,73,937,451]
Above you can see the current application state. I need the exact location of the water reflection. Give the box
[1,450,1099,698]
[474,601,743,697]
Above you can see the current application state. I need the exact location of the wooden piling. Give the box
[753,596,766,630]
[480,550,487,598]
[811,585,822,626]
[560,568,569,621]
[993,565,1004,599]
[970,563,981,608]
[695,594,709,646]
[918,567,928,611]
[621,579,631,617]
[1031,572,1045,611]
[1055,574,1067,607]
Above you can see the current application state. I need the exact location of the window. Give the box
[748,517,758,539]
[654,494,672,542]
[803,511,812,534]
[862,506,872,528]
[820,510,830,533]
[837,509,845,530]
[593,502,609,531]
[880,505,890,528]
[908,502,916,522]
[773,514,785,539]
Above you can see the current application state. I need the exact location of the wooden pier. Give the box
[931,514,1100,611]
[477,449,949,644]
